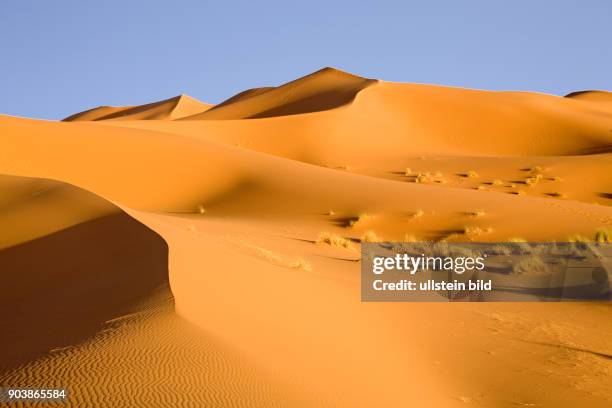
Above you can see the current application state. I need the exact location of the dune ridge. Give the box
[1,68,611,407]
[63,94,211,121]
[182,67,377,120]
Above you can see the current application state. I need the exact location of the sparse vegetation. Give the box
[568,234,590,243]
[488,244,512,256]
[525,174,543,186]
[403,234,418,242]
[411,209,424,219]
[595,228,611,243]
[290,258,312,271]
[415,173,433,183]
[469,209,486,217]
[461,170,478,178]
[492,179,503,186]
[463,226,493,235]
[349,213,372,227]
[197,204,206,214]
[327,209,335,216]
[547,192,566,198]
[404,167,412,176]
[361,230,382,243]
[512,255,549,276]
[529,166,545,174]
[316,232,355,250]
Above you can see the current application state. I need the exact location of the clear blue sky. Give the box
[2,0,611,120]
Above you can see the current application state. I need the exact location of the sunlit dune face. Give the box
[1,69,611,407]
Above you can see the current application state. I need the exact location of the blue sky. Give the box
[1,0,611,119]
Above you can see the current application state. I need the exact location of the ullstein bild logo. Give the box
[361,242,612,302]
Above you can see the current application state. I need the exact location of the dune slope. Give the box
[64,94,211,121]
[1,68,611,407]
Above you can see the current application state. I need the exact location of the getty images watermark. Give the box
[361,242,612,302]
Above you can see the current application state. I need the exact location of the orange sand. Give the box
[1,68,611,407]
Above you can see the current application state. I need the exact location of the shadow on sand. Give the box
[0,212,169,372]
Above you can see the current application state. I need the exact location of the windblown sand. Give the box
[1,68,611,407]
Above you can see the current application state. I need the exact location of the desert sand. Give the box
[0,67,611,407]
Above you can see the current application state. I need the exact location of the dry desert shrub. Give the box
[525,174,543,186]
[529,166,545,174]
[403,234,418,242]
[512,255,549,276]
[415,173,433,183]
[463,226,493,236]
[568,234,590,243]
[411,209,424,219]
[348,213,372,228]
[290,258,312,272]
[404,167,412,176]
[492,179,504,186]
[547,192,566,198]
[233,239,312,271]
[487,244,512,256]
[197,204,206,214]
[469,209,486,217]
[464,170,479,178]
[595,228,611,243]
[316,232,355,251]
[506,238,533,254]
[361,230,382,243]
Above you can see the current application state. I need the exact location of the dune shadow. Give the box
[524,340,612,361]
[597,192,612,200]
[0,212,169,372]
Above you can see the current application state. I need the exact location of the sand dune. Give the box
[0,175,118,249]
[64,94,211,121]
[1,68,611,407]
[183,67,376,119]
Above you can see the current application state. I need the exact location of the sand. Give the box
[0,68,611,407]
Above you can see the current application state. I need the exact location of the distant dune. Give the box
[64,94,212,121]
[184,67,377,119]
[1,68,611,407]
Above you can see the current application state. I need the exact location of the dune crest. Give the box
[1,69,612,407]
[182,67,377,120]
[63,94,212,121]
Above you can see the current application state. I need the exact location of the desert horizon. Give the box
[1,65,611,407]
